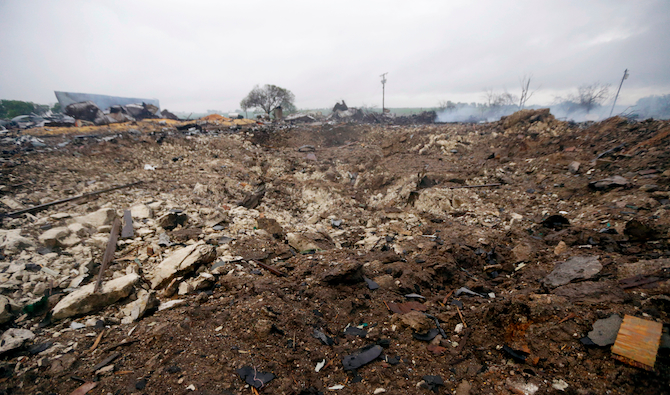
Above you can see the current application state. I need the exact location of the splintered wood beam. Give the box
[94,217,121,293]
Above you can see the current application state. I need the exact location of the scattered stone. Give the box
[157,212,188,230]
[419,375,444,392]
[0,328,35,354]
[51,273,140,320]
[511,243,532,262]
[158,299,186,311]
[0,295,20,324]
[552,379,569,391]
[554,240,568,255]
[256,217,285,239]
[589,176,629,190]
[130,204,153,219]
[321,261,363,284]
[455,380,472,395]
[38,226,71,248]
[0,229,35,254]
[95,364,115,376]
[587,314,623,346]
[624,220,658,241]
[554,281,625,304]
[364,276,380,290]
[287,232,320,252]
[178,282,193,295]
[568,161,580,174]
[73,208,116,228]
[399,310,433,332]
[543,255,602,287]
[150,241,217,289]
[120,290,159,324]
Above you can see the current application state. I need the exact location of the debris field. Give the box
[0,109,669,394]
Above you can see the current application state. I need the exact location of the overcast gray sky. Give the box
[1,0,669,112]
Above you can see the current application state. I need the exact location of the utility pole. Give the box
[610,69,629,117]
[380,73,388,113]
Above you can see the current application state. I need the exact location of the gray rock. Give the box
[587,314,623,346]
[0,295,20,324]
[321,261,363,284]
[67,223,91,238]
[38,227,71,248]
[0,328,35,354]
[554,281,625,304]
[589,176,628,190]
[568,161,580,174]
[51,273,140,320]
[150,241,216,289]
[544,255,602,287]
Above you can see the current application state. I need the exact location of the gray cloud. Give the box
[1,0,669,112]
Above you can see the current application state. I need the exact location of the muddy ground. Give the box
[0,111,669,394]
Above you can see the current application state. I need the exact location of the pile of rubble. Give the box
[0,109,668,394]
[62,101,179,126]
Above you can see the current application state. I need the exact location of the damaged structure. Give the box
[0,108,668,394]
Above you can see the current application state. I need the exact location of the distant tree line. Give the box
[0,100,61,119]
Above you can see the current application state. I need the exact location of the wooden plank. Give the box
[94,217,121,293]
[121,210,134,239]
[611,315,662,369]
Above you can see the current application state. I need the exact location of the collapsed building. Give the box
[0,109,668,394]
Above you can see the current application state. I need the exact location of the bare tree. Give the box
[571,83,610,113]
[437,100,456,112]
[240,84,296,116]
[518,74,537,109]
[484,88,517,108]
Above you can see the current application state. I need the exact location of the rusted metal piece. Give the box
[254,261,286,277]
[446,183,501,189]
[121,209,134,239]
[619,275,662,289]
[4,181,143,218]
[611,315,662,370]
[94,217,121,293]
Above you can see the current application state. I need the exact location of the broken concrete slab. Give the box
[130,204,153,219]
[52,273,140,320]
[120,290,159,324]
[543,255,602,287]
[150,241,216,289]
[73,208,116,229]
[0,328,35,354]
[0,229,35,255]
[38,226,71,248]
[588,314,623,346]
